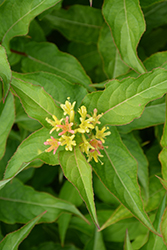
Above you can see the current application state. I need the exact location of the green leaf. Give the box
[102,0,146,73]
[102,216,148,243]
[0,91,15,159]
[44,5,104,44]
[98,24,129,79]
[156,176,167,191]
[92,126,157,234]
[84,229,106,250]
[68,42,101,72]
[143,1,167,33]
[12,71,88,109]
[159,96,167,181]
[140,0,166,8]
[100,205,132,231]
[11,75,62,128]
[141,195,167,250]
[58,180,83,245]
[0,212,46,250]
[15,96,42,132]
[121,133,149,200]
[118,100,165,133]
[84,68,167,125]
[0,128,59,189]
[58,214,72,246]
[161,207,167,247]
[124,230,133,250]
[94,174,120,206]
[0,45,11,100]
[145,175,166,212]
[59,146,99,228]
[21,41,93,91]
[0,178,87,224]
[0,0,60,50]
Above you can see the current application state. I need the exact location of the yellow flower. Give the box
[60,98,76,122]
[78,106,87,120]
[44,136,61,154]
[60,134,76,151]
[46,115,62,134]
[95,126,111,143]
[87,150,103,164]
[79,135,94,154]
[77,117,94,133]
[91,108,103,126]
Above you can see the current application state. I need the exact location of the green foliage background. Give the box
[0,0,167,249]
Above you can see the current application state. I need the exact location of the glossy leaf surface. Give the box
[0,178,86,224]
[59,146,99,228]
[0,0,60,49]
[103,0,146,73]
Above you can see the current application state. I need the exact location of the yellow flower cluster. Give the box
[44,98,111,164]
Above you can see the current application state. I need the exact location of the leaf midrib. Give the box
[104,148,153,229]
[27,55,88,86]
[47,15,102,29]
[2,0,46,43]
[104,78,167,115]
[74,148,92,208]
[12,77,53,116]
[0,196,73,209]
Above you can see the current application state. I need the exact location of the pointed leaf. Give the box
[118,100,165,133]
[0,0,60,50]
[58,213,72,246]
[98,24,129,79]
[11,76,62,128]
[156,176,167,190]
[59,146,99,228]
[92,126,157,234]
[84,68,167,125]
[102,0,146,73]
[141,195,166,250]
[0,45,11,100]
[1,128,59,189]
[0,91,15,159]
[100,205,132,231]
[44,5,104,44]
[21,41,93,91]
[0,212,46,250]
[0,178,87,224]
[124,230,133,250]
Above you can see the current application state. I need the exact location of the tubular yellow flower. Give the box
[60,134,76,151]
[46,115,62,134]
[78,117,94,133]
[78,106,87,120]
[60,98,76,122]
[44,136,61,154]
[95,126,111,143]
[56,116,75,136]
[87,150,103,164]
[79,134,94,154]
[91,108,103,126]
